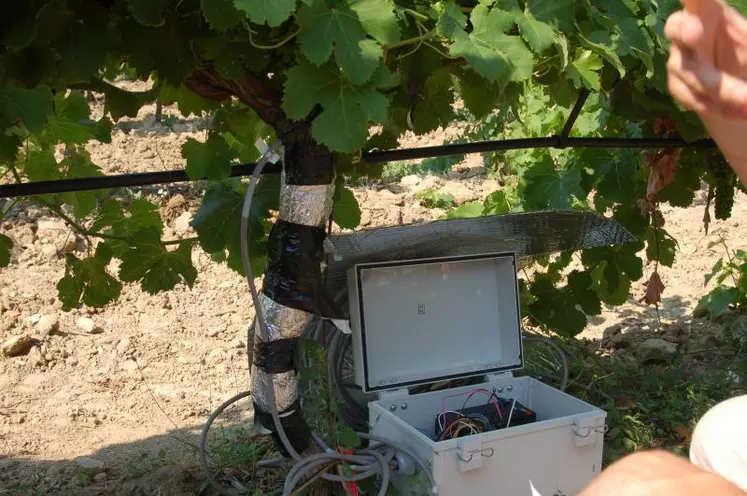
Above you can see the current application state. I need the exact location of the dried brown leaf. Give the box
[639,271,666,306]
[646,148,681,202]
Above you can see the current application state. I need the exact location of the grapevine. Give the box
[0,2,744,354]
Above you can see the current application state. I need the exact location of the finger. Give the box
[668,43,714,96]
[665,10,705,49]
[668,72,712,114]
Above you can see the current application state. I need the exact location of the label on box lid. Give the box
[349,252,524,393]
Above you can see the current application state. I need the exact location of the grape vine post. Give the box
[0,0,744,477]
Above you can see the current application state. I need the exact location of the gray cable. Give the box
[234,140,438,495]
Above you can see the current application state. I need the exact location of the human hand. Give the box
[579,450,746,496]
[665,0,747,119]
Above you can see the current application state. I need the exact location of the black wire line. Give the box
[0,136,717,199]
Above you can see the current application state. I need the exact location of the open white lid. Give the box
[349,252,524,393]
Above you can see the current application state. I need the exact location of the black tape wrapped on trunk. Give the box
[263,220,338,318]
[254,399,311,456]
[254,338,296,374]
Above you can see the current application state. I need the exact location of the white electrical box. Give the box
[347,252,607,496]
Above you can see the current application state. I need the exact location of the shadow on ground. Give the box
[1,315,745,496]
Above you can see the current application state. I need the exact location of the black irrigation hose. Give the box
[0,136,717,199]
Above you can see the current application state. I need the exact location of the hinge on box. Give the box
[457,438,493,472]
[378,388,410,411]
[485,372,513,382]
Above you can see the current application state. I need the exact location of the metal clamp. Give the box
[573,424,609,438]
[457,447,494,463]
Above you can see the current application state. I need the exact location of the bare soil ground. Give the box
[0,85,745,495]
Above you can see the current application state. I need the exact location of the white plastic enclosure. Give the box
[347,252,607,496]
[347,252,523,393]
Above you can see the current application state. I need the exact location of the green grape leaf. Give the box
[456,70,499,119]
[646,228,676,267]
[596,149,640,203]
[192,178,278,276]
[612,17,655,75]
[695,287,740,317]
[333,187,361,229]
[118,228,197,294]
[612,203,648,237]
[201,0,241,31]
[0,234,12,268]
[437,1,468,37]
[349,0,400,45]
[0,85,53,134]
[337,424,361,449]
[43,117,93,145]
[182,134,236,180]
[159,84,219,117]
[96,80,159,120]
[567,270,602,316]
[296,1,382,85]
[56,91,91,121]
[582,244,643,293]
[577,29,626,79]
[127,0,172,27]
[523,157,585,209]
[517,11,555,53]
[0,133,21,163]
[57,149,104,219]
[92,198,164,256]
[528,278,587,336]
[283,60,389,153]
[449,5,533,83]
[411,68,455,134]
[526,0,575,31]
[483,190,514,215]
[591,263,631,305]
[657,163,701,207]
[89,117,114,144]
[447,201,484,219]
[234,0,296,27]
[568,49,603,91]
[25,149,59,182]
[57,243,122,311]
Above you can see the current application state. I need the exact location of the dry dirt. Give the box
[0,83,746,495]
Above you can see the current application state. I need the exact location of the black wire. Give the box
[0,136,717,199]
[559,89,591,146]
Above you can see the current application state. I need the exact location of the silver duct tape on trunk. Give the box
[259,292,314,340]
[252,176,336,417]
[251,366,300,413]
[279,181,335,227]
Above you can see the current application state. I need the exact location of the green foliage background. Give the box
[1,0,746,336]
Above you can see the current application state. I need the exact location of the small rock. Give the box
[230,337,245,349]
[116,338,131,355]
[207,326,225,338]
[74,456,106,472]
[400,175,421,188]
[27,346,45,367]
[26,314,42,324]
[603,325,622,341]
[437,183,478,205]
[36,219,67,236]
[93,472,107,483]
[76,317,102,334]
[609,333,630,349]
[636,338,679,364]
[173,211,193,235]
[121,359,138,374]
[41,244,58,258]
[207,348,225,363]
[36,315,60,336]
[2,335,33,357]
[142,150,156,159]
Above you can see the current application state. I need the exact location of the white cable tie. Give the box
[255,138,281,164]
[330,318,352,335]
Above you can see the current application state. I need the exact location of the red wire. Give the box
[441,388,503,419]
